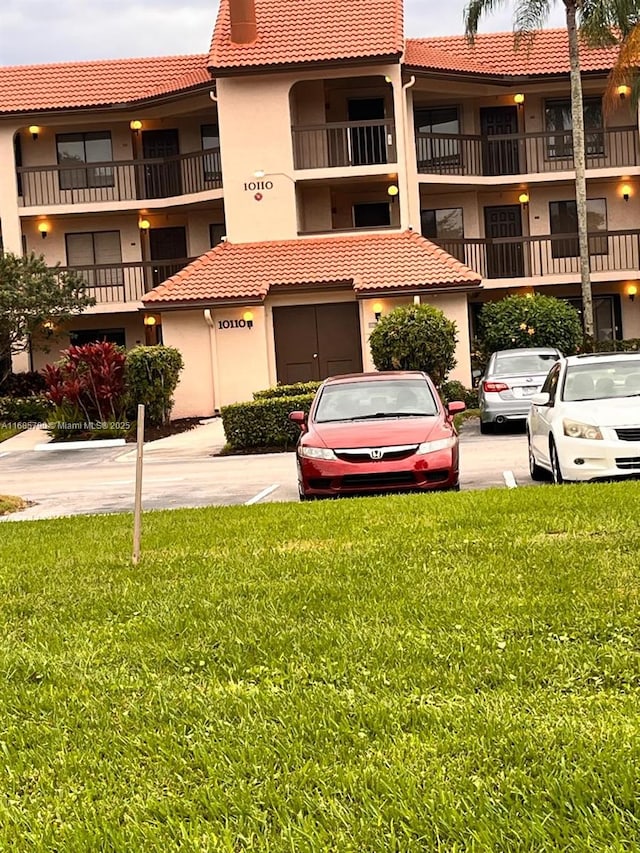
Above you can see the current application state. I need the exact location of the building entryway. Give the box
[480,106,520,176]
[347,97,387,166]
[273,302,363,383]
[484,205,525,278]
[140,129,182,198]
[148,227,188,286]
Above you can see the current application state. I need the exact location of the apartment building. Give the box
[1,0,638,417]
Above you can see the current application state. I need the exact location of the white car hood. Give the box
[560,398,640,426]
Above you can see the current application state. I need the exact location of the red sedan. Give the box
[289,371,465,500]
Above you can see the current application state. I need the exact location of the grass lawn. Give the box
[0,427,20,443]
[0,486,639,850]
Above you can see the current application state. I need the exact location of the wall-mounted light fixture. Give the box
[42,320,55,337]
[514,93,525,106]
[37,221,50,239]
[373,301,383,322]
[617,85,631,100]
[387,184,399,200]
[138,218,150,231]
[384,75,393,83]
[518,192,530,206]
[242,310,254,329]
[28,125,40,141]
[130,119,143,133]
[143,315,157,326]
[621,183,632,202]
[627,284,638,302]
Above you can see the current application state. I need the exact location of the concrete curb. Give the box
[35,439,126,451]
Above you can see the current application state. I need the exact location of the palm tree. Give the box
[464,0,632,341]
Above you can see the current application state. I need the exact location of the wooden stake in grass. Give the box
[132,404,145,565]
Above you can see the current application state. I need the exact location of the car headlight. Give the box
[416,436,456,455]
[298,446,337,460]
[563,419,603,440]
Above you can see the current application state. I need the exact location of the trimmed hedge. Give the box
[252,381,321,400]
[0,371,47,397]
[591,338,640,352]
[439,380,479,410]
[0,396,52,423]
[221,393,314,450]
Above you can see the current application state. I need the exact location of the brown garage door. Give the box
[273,302,363,384]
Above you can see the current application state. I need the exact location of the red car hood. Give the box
[309,417,444,448]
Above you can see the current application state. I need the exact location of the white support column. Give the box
[0,125,23,253]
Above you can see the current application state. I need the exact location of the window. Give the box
[549,199,607,258]
[66,231,123,288]
[201,124,221,183]
[56,131,114,190]
[70,328,126,347]
[414,107,460,170]
[353,203,391,228]
[544,98,604,159]
[421,207,464,261]
[209,223,226,247]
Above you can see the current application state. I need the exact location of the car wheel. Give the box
[528,435,550,482]
[549,439,565,485]
[479,420,493,435]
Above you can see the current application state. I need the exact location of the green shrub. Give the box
[221,393,315,450]
[479,295,582,355]
[0,371,47,397]
[369,304,457,385]
[125,346,184,427]
[0,395,51,423]
[253,381,321,400]
[591,338,640,352]
[439,381,478,409]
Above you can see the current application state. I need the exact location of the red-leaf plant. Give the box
[41,342,126,425]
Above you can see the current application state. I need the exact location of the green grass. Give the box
[0,427,20,443]
[0,486,639,850]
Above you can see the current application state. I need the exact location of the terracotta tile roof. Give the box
[143,231,481,305]
[0,55,211,115]
[405,29,620,77]
[208,0,404,72]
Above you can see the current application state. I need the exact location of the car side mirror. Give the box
[288,410,306,429]
[530,392,550,406]
[447,401,466,415]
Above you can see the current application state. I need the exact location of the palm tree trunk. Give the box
[566,1,595,341]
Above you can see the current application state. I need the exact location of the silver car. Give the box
[479,347,562,433]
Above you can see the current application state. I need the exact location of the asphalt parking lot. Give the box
[0,419,534,521]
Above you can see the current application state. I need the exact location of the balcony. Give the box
[18,150,222,207]
[432,230,640,280]
[416,126,639,177]
[54,259,193,304]
[292,120,396,170]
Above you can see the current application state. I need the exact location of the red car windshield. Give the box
[314,379,438,423]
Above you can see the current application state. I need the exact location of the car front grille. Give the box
[616,457,640,469]
[334,445,418,463]
[615,427,640,441]
[341,472,416,488]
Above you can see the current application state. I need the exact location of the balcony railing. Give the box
[18,150,222,207]
[54,258,193,304]
[292,120,396,170]
[416,126,640,176]
[432,230,640,279]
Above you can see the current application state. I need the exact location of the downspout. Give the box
[203,309,219,415]
[401,75,416,230]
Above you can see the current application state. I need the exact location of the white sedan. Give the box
[527,352,640,484]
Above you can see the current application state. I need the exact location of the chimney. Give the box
[229,0,257,44]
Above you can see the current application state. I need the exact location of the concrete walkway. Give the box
[0,418,227,456]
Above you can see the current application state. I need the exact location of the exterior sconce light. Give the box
[617,85,631,100]
[387,184,399,199]
[621,183,631,201]
[514,93,525,106]
[143,315,157,326]
[138,218,150,231]
[253,170,266,178]
[28,125,40,140]
[627,284,637,302]
[518,192,529,205]
[373,302,383,321]
[130,119,143,133]
[384,75,392,83]
[37,221,50,239]
[242,310,254,328]
[42,320,55,337]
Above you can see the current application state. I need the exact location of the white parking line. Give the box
[245,484,279,505]
[503,470,517,489]
[0,452,10,459]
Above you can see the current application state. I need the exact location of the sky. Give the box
[0,0,567,67]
